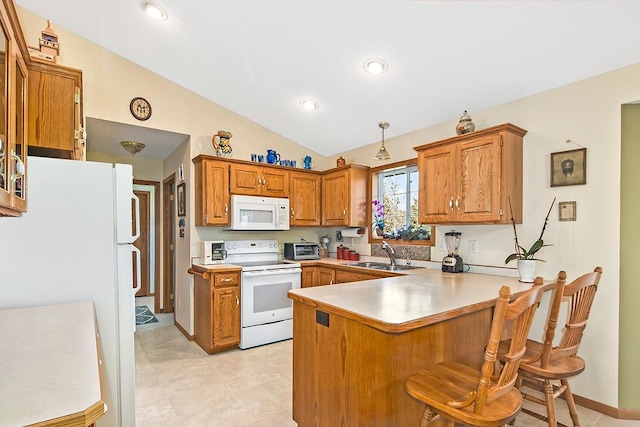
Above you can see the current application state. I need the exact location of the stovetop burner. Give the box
[223,240,301,271]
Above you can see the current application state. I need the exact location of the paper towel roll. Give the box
[341,227,365,238]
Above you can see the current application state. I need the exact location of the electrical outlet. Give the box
[336,230,343,242]
[469,240,478,253]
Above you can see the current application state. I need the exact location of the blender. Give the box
[442,231,464,273]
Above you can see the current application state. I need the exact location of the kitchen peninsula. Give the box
[287,269,541,426]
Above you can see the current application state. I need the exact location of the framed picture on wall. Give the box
[177,183,186,217]
[551,148,587,187]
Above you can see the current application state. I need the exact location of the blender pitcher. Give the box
[442,231,464,273]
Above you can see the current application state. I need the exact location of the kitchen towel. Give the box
[341,227,365,238]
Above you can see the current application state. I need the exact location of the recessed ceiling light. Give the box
[300,99,319,111]
[364,58,388,75]
[142,1,168,20]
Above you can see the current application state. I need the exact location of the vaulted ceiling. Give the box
[15,0,640,158]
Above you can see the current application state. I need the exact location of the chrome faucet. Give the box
[381,240,397,266]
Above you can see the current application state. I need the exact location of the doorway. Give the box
[162,175,176,313]
[132,181,160,309]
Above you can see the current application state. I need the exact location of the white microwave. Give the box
[229,195,290,231]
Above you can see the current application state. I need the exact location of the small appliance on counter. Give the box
[442,231,464,273]
[319,235,330,258]
[284,242,320,260]
[201,240,227,264]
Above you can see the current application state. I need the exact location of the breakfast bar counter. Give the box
[0,302,105,427]
[287,269,540,427]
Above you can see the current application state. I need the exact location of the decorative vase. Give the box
[374,222,385,237]
[517,259,536,283]
[455,110,476,135]
[212,130,233,157]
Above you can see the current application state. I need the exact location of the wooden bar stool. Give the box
[405,279,546,427]
[499,267,602,427]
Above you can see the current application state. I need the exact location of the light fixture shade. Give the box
[121,140,146,156]
[374,121,391,161]
[374,146,391,161]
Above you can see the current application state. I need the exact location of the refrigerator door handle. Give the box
[132,192,140,242]
[132,245,142,296]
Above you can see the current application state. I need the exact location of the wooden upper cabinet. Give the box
[193,156,230,226]
[321,165,369,227]
[27,60,83,159]
[289,170,321,226]
[230,163,289,198]
[415,123,526,225]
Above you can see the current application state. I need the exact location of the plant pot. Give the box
[517,259,536,283]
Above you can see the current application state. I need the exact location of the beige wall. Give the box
[17,5,640,411]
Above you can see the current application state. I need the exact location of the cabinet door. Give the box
[290,172,321,226]
[457,135,502,222]
[230,164,289,197]
[322,170,349,226]
[417,144,456,224]
[213,286,240,347]
[317,267,336,286]
[230,164,262,195]
[262,168,289,197]
[301,266,318,288]
[27,65,79,154]
[335,268,398,284]
[196,159,230,226]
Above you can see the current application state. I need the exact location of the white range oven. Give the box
[225,240,301,349]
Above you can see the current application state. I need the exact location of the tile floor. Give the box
[134,297,640,427]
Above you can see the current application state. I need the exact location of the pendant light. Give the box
[374,121,391,161]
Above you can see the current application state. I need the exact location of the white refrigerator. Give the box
[0,156,140,427]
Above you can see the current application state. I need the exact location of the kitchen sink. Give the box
[345,261,424,271]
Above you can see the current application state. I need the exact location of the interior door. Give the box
[133,189,151,297]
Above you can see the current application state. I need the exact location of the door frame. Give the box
[133,180,160,309]
[162,174,176,314]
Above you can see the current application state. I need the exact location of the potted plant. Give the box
[505,197,556,282]
[372,199,385,237]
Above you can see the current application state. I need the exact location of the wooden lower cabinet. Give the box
[317,267,336,286]
[335,268,398,283]
[192,269,240,354]
[302,264,399,287]
[301,266,317,288]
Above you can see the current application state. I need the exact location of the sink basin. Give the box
[344,262,424,272]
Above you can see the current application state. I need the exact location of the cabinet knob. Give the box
[224,204,229,215]
[449,197,454,210]
[236,296,239,307]
[455,196,460,211]
[222,277,232,282]
[343,208,347,217]
[291,208,295,218]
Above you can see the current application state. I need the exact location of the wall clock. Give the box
[130,97,152,121]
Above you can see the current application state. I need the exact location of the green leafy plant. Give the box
[504,197,556,264]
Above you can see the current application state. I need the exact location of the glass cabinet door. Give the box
[0,20,7,200]
[11,50,26,209]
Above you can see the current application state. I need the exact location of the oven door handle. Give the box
[242,268,302,277]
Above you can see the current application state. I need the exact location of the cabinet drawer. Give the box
[214,272,240,287]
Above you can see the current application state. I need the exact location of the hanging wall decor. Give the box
[177,183,186,217]
[551,142,586,187]
[558,201,577,221]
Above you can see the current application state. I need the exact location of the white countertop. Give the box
[288,268,540,333]
[0,302,104,427]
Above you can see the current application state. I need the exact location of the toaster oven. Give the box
[284,243,320,260]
